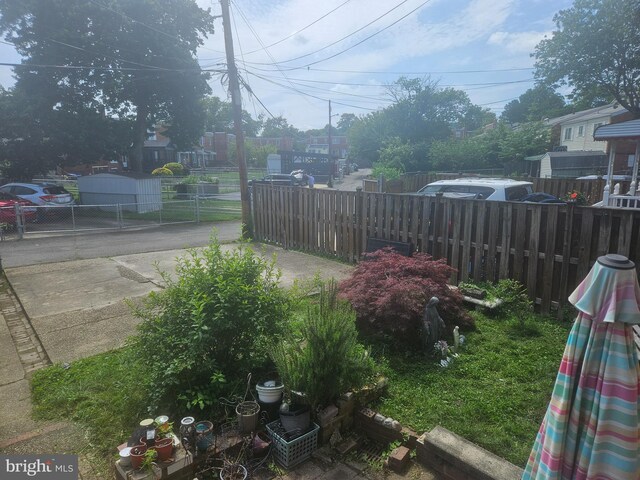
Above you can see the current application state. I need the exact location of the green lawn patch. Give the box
[373,312,571,467]
[31,348,149,458]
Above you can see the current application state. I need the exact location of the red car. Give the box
[0,192,38,225]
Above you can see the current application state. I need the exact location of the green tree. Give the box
[501,85,567,124]
[0,87,133,179]
[499,122,552,172]
[336,113,357,133]
[0,0,214,172]
[534,0,640,117]
[349,77,486,170]
[260,115,301,138]
[202,96,262,137]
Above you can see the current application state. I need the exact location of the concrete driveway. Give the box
[3,227,354,365]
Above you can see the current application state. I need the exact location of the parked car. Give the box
[415,178,533,201]
[521,192,565,204]
[0,182,76,210]
[0,192,38,225]
[251,174,301,187]
[290,170,309,186]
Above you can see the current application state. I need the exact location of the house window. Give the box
[577,125,584,137]
[593,122,604,133]
[564,127,572,140]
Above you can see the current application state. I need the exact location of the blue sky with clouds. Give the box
[0,0,575,130]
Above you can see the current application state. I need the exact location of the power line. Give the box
[245,0,412,66]
[248,64,535,75]
[231,0,316,109]
[243,0,353,55]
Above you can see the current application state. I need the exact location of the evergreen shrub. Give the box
[271,281,376,410]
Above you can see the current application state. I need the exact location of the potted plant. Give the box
[220,463,247,480]
[271,281,376,415]
[140,449,161,479]
[130,444,147,470]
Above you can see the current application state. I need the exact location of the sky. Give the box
[0,0,575,131]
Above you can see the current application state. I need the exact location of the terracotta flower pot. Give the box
[130,444,147,470]
[154,436,173,462]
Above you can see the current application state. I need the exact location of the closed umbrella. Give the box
[523,254,640,480]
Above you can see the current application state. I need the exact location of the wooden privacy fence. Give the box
[253,184,640,314]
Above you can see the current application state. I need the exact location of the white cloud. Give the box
[487,30,550,54]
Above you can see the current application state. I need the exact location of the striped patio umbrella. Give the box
[523,254,640,480]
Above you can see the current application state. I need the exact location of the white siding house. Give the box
[557,103,628,152]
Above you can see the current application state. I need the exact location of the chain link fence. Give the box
[1,196,241,241]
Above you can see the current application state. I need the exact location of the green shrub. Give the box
[152,167,173,176]
[271,281,376,410]
[163,162,186,175]
[179,174,219,184]
[130,237,290,414]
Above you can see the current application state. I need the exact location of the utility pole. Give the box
[327,100,333,188]
[220,0,252,238]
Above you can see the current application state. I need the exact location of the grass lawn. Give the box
[30,308,571,468]
[373,312,571,467]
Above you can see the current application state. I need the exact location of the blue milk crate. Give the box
[266,420,319,468]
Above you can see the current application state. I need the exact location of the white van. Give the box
[415,178,533,201]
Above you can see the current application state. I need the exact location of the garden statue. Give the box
[421,297,445,354]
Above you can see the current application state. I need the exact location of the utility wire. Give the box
[245,0,412,66]
[247,64,535,74]
[231,0,316,109]
[291,0,435,69]
[243,0,353,55]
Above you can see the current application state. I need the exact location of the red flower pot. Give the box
[154,437,174,462]
[130,444,147,470]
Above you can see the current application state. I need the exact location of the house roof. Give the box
[544,102,627,127]
[594,118,640,140]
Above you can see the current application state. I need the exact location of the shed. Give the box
[531,151,608,178]
[77,173,162,213]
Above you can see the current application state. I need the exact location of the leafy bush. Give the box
[271,281,376,410]
[162,162,186,175]
[339,248,473,346]
[371,162,403,181]
[130,238,290,414]
[151,167,173,176]
[179,174,219,184]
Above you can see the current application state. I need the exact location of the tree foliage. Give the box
[0,0,214,172]
[202,95,262,137]
[501,85,567,124]
[339,248,473,348]
[348,77,494,170]
[534,0,640,117]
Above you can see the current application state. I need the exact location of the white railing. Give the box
[607,194,640,209]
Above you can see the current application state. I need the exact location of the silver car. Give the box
[0,182,76,210]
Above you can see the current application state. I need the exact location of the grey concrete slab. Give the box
[36,300,143,364]
[0,310,24,385]
[0,379,42,442]
[6,258,159,319]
